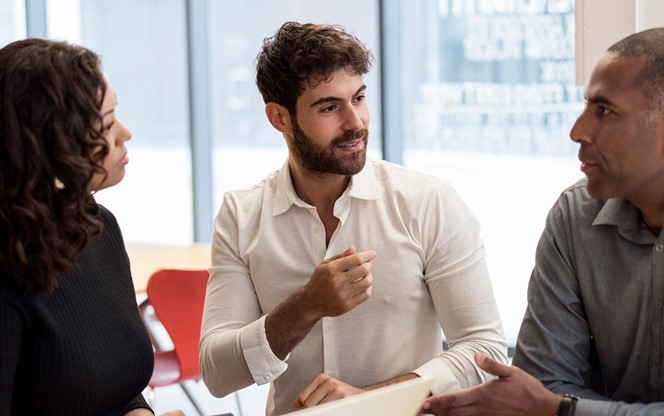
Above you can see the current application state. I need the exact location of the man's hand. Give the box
[293,373,363,409]
[266,245,376,359]
[420,353,561,416]
[302,245,376,318]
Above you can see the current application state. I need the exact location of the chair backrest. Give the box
[146,268,210,382]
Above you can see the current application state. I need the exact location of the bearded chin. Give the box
[291,121,368,176]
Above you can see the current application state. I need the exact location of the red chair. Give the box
[141,268,212,415]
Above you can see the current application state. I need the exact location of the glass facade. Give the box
[402,0,580,155]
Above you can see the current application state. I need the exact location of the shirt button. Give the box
[656,244,664,252]
[656,301,663,309]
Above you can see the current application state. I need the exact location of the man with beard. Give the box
[199,21,507,416]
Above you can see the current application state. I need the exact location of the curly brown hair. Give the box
[255,21,374,116]
[0,38,110,294]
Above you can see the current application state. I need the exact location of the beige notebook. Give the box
[282,376,433,416]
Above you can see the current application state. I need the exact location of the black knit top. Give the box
[0,205,154,415]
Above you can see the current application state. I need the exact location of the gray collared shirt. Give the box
[513,178,664,415]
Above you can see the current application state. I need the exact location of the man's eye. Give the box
[321,105,337,113]
[596,106,611,117]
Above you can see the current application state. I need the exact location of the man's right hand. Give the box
[302,245,376,317]
[265,245,376,359]
[420,353,562,416]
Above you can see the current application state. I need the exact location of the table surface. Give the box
[125,242,211,292]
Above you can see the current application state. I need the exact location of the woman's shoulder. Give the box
[95,204,120,230]
[96,203,113,220]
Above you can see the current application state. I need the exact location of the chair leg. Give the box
[233,391,244,416]
[180,382,207,416]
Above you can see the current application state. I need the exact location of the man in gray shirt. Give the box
[421,27,664,416]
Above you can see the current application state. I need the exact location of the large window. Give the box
[393,0,584,343]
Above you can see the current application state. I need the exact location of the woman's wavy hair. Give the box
[255,21,374,116]
[0,38,110,294]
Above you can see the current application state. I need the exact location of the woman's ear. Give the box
[265,103,292,134]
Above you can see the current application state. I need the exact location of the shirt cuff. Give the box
[240,314,289,385]
[413,359,461,395]
[574,399,614,416]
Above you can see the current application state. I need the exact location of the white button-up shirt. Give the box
[200,159,507,416]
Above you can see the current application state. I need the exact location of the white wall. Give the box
[575,0,664,85]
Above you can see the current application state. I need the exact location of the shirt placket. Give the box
[321,194,351,380]
[321,317,338,378]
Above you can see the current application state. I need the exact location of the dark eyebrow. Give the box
[309,85,367,107]
[587,95,612,107]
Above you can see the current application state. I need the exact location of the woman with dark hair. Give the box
[0,38,182,416]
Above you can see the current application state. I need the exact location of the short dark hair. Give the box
[255,21,374,115]
[608,28,664,116]
[0,38,108,293]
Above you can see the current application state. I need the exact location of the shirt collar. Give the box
[272,158,379,216]
[593,197,655,243]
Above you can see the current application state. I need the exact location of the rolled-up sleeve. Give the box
[413,182,508,394]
